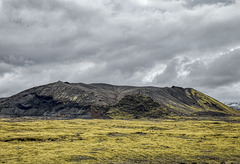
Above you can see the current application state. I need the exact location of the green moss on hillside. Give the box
[190,89,240,115]
[107,95,170,119]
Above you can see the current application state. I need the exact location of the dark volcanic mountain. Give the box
[0,81,239,119]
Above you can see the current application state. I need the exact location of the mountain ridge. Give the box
[0,81,239,119]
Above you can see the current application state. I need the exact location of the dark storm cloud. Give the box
[189,49,240,88]
[0,62,12,76]
[185,0,235,7]
[155,48,240,84]
[0,0,240,102]
[0,0,106,64]
[153,48,240,101]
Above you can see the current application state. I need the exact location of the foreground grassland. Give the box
[0,117,240,164]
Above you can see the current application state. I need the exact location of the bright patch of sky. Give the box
[142,64,167,83]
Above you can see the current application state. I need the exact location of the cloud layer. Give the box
[0,0,240,102]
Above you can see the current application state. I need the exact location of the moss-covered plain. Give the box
[0,117,240,164]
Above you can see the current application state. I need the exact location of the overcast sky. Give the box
[0,0,240,102]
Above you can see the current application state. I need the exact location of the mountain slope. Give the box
[0,81,239,119]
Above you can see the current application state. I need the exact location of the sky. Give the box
[0,0,240,102]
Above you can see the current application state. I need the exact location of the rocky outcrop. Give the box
[0,81,239,119]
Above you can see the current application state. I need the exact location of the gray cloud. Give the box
[152,48,240,101]
[185,0,236,7]
[0,62,13,76]
[190,49,240,88]
[0,0,240,102]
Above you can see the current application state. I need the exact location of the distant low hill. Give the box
[225,102,240,111]
[0,81,239,119]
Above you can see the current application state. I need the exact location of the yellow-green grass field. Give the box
[0,117,239,164]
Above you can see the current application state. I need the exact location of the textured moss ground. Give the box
[0,117,240,164]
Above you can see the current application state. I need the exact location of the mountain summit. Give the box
[0,81,239,119]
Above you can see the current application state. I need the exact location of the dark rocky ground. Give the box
[0,81,239,119]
